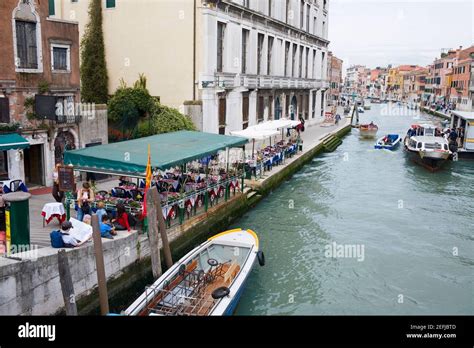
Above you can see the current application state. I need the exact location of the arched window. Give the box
[12,0,43,72]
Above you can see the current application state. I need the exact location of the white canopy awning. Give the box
[230,127,279,140]
[253,119,301,131]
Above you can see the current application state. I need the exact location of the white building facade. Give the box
[199,0,330,134]
[56,0,330,135]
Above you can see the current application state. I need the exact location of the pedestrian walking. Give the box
[52,164,64,203]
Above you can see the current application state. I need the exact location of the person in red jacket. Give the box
[112,203,131,232]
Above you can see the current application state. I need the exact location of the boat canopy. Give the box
[63,131,248,177]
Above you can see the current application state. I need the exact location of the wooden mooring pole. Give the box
[57,249,77,316]
[91,214,109,315]
[150,186,173,269]
[146,187,163,278]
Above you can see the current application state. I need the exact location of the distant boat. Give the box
[374,134,401,150]
[124,229,264,316]
[358,107,365,113]
[404,124,451,171]
[359,123,378,138]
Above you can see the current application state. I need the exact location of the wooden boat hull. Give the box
[124,229,261,316]
[360,129,378,139]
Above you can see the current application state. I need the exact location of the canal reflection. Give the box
[233,104,474,315]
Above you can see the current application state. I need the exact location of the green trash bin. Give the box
[3,192,31,255]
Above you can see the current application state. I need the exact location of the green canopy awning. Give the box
[0,134,30,151]
[64,131,248,177]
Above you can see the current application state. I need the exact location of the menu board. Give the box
[58,165,75,192]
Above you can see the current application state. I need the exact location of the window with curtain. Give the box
[217,22,226,72]
[52,46,69,71]
[15,20,38,69]
[267,37,274,76]
[257,33,264,75]
[241,29,249,74]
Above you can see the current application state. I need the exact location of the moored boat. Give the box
[359,123,378,138]
[404,124,451,171]
[374,134,401,150]
[357,107,365,113]
[124,229,264,316]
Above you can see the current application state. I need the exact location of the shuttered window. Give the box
[268,96,274,120]
[242,93,249,129]
[15,21,38,69]
[49,0,55,16]
[218,97,226,134]
[106,0,116,8]
[257,96,264,122]
[0,98,10,124]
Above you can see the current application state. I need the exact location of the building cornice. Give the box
[212,0,329,48]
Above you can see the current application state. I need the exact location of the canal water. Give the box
[233,104,474,315]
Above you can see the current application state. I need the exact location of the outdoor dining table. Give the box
[41,202,66,226]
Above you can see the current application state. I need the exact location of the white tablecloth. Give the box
[42,203,65,221]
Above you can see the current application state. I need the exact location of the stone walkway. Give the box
[245,107,351,188]
[29,179,122,248]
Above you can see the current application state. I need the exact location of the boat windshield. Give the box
[424,143,443,150]
[424,128,435,136]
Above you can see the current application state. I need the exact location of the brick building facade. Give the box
[0,0,107,187]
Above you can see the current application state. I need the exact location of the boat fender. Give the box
[257,251,265,266]
[211,286,230,300]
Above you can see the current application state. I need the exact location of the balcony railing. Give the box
[209,72,329,91]
[55,114,81,124]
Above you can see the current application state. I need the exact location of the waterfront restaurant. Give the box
[63,131,249,228]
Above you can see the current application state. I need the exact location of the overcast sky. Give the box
[329,0,474,71]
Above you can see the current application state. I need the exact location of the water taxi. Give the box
[404,124,451,171]
[124,229,264,316]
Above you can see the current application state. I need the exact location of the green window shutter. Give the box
[106,0,116,8]
[48,0,55,15]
